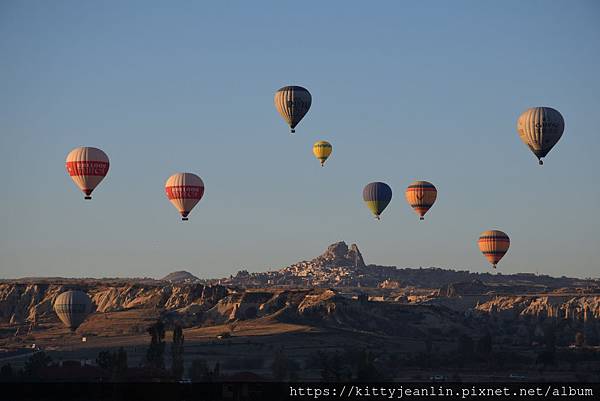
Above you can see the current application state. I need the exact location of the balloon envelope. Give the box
[165,173,205,221]
[478,230,510,269]
[313,141,332,166]
[65,147,109,199]
[517,107,564,165]
[405,181,437,220]
[53,290,93,331]
[363,182,392,219]
[274,86,312,133]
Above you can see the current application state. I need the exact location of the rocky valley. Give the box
[1,242,599,381]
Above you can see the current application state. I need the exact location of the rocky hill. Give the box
[475,295,600,321]
[2,241,600,347]
[0,282,227,327]
[2,280,600,352]
[219,241,599,291]
[161,271,202,283]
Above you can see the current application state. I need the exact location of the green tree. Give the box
[457,334,474,356]
[146,320,166,369]
[190,359,209,382]
[96,350,113,370]
[544,324,556,357]
[113,347,128,380]
[171,325,185,380]
[23,352,52,378]
[96,348,128,381]
[319,352,348,382]
[271,349,290,381]
[424,333,433,368]
[456,334,474,367]
[190,359,220,382]
[476,332,493,357]
[355,349,380,381]
[536,324,557,367]
[0,364,14,380]
[214,362,220,378]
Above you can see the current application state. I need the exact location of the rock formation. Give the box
[161,270,202,283]
[475,296,600,321]
[0,283,228,326]
[220,241,599,290]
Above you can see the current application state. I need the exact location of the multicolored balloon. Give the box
[65,147,109,200]
[478,230,510,269]
[313,140,332,167]
[54,290,93,331]
[517,107,564,165]
[363,182,392,220]
[405,181,437,220]
[274,86,312,133]
[165,173,205,221]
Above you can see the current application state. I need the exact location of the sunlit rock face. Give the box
[0,282,229,325]
[475,296,600,321]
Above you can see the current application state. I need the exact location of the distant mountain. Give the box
[161,270,201,283]
[217,241,600,290]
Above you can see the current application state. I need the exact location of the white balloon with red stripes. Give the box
[165,173,205,221]
[65,147,110,200]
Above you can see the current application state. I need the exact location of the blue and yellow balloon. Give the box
[363,182,392,220]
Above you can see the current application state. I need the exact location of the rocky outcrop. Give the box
[161,271,201,283]
[220,241,600,290]
[439,279,492,297]
[475,296,600,321]
[0,283,228,326]
[3,279,600,346]
[316,242,366,268]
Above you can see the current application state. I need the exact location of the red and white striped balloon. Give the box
[65,147,109,200]
[165,173,205,221]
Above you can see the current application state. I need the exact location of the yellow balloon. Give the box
[313,141,332,166]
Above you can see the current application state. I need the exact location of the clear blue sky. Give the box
[1,1,599,279]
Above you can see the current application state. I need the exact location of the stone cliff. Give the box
[0,283,228,326]
[475,295,600,321]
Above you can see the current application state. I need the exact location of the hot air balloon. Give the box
[53,290,93,331]
[478,230,510,269]
[274,86,312,133]
[405,181,437,220]
[363,182,392,220]
[165,173,205,221]
[313,141,332,167]
[65,147,109,200]
[517,107,564,165]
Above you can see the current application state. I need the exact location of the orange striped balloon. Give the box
[65,147,109,200]
[478,230,510,269]
[405,181,437,220]
[165,173,205,221]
